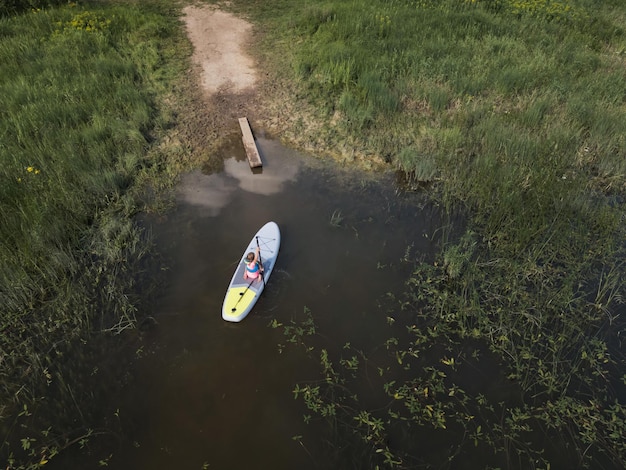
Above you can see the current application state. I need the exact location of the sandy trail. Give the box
[182,5,257,97]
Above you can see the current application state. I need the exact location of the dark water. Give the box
[53,136,443,469]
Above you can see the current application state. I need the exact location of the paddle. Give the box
[256,236,266,288]
[230,240,266,313]
[231,277,255,313]
[231,243,264,313]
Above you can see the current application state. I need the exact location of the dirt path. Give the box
[166,5,266,172]
[182,6,257,96]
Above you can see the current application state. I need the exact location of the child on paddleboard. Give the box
[243,246,264,282]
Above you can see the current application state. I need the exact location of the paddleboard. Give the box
[222,221,281,322]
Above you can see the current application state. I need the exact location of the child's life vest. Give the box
[246,260,261,278]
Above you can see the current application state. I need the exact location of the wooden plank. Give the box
[238,117,262,168]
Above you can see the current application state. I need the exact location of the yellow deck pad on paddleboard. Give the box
[222,285,259,318]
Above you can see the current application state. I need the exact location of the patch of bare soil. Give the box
[165,5,266,172]
[183,6,257,95]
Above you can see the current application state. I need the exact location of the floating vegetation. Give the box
[275,264,626,467]
[330,209,344,227]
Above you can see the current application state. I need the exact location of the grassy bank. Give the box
[2,0,625,467]
[225,0,626,467]
[0,1,191,465]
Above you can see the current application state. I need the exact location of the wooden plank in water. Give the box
[238,117,262,168]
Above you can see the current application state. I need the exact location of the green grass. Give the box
[0,1,190,465]
[235,0,626,467]
[2,0,626,467]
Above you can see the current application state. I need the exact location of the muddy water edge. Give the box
[47,135,447,469]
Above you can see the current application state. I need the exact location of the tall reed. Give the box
[1,1,189,465]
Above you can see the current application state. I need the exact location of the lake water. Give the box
[51,136,444,469]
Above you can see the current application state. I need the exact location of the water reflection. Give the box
[177,170,238,216]
[223,138,301,195]
[178,138,302,217]
[51,136,441,469]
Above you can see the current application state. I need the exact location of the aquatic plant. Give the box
[330,209,344,227]
[251,0,626,465]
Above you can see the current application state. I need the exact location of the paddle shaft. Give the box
[256,236,266,287]
[231,241,264,312]
[231,278,255,312]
